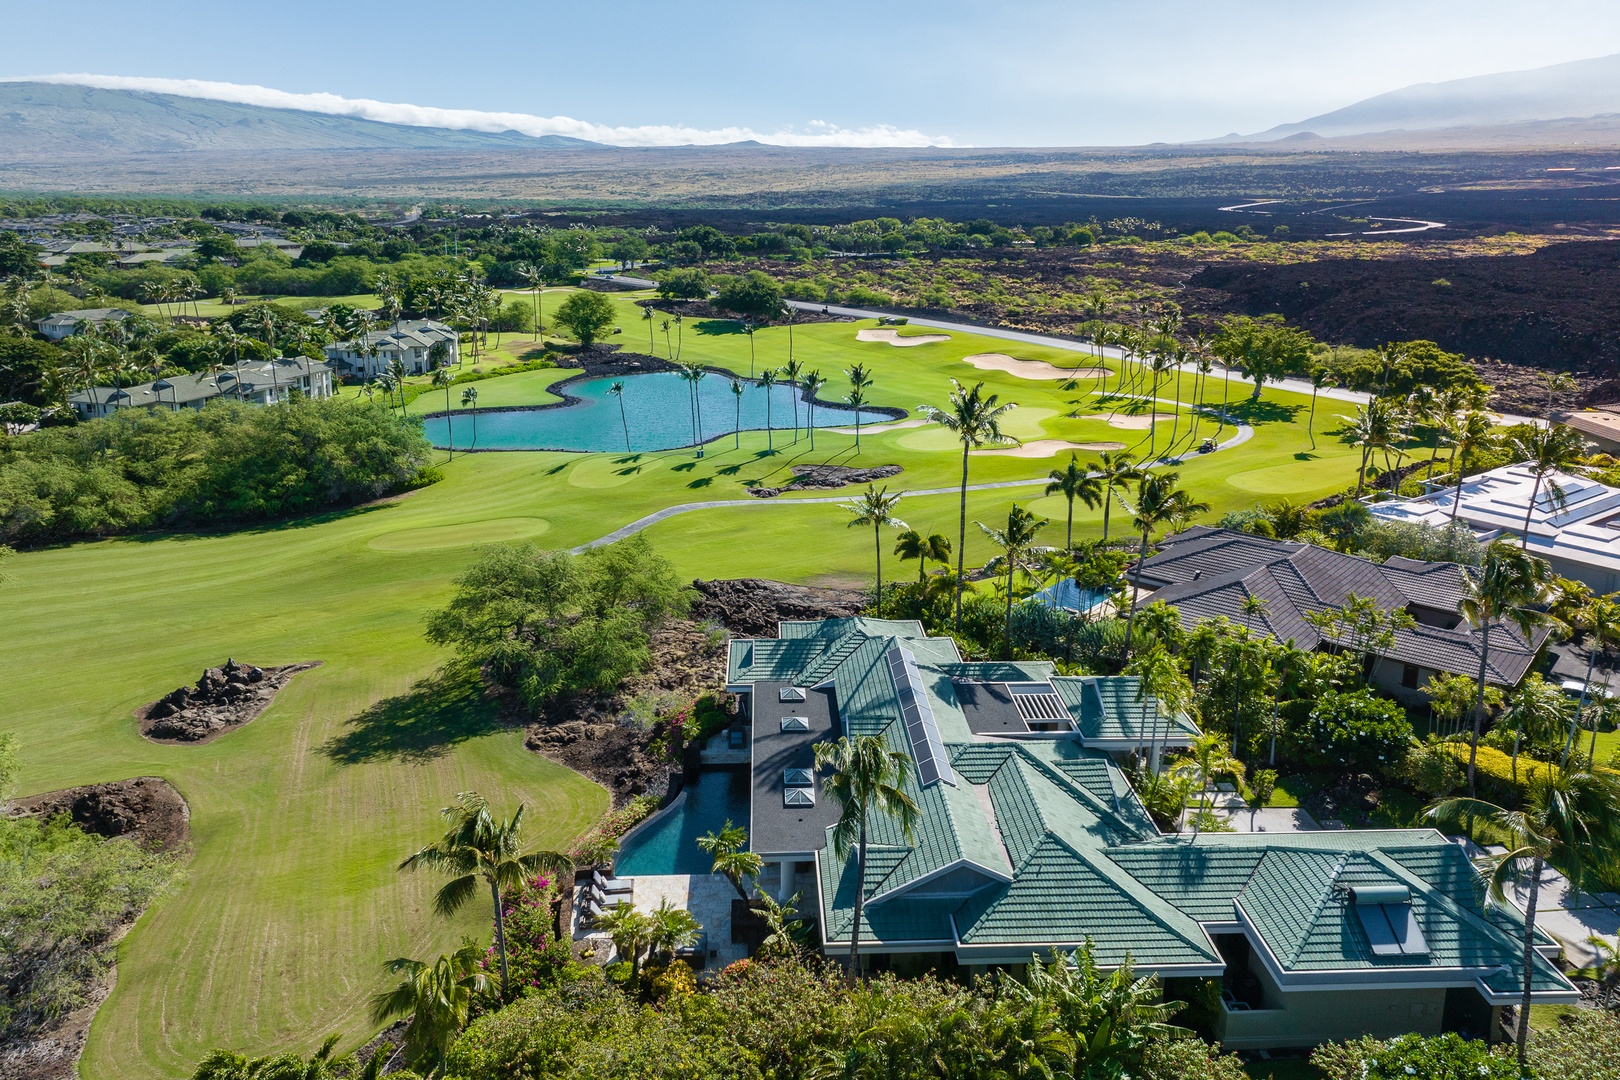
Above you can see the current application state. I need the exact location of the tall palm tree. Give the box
[978,504,1049,658]
[846,363,873,454]
[1427,768,1620,1068]
[597,902,654,980]
[802,370,827,450]
[661,318,672,358]
[1126,642,1193,772]
[642,305,656,355]
[1173,732,1245,833]
[1458,543,1559,803]
[894,528,951,583]
[1046,454,1103,549]
[1506,424,1585,548]
[460,385,480,450]
[845,485,907,610]
[759,368,779,451]
[1092,450,1143,542]
[1306,365,1333,450]
[781,359,804,441]
[602,380,628,452]
[672,311,684,361]
[647,898,702,965]
[696,819,762,900]
[920,379,1018,631]
[1122,472,1209,660]
[813,735,919,984]
[369,943,491,1075]
[1448,411,1498,521]
[1339,397,1398,497]
[432,366,455,460]
[398,791,570,1000]
[1569,594,1620,762]
[730,378,745,448]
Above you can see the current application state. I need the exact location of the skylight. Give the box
[783,788,815,807]
[1348,884,1429,957]
[784,768,815,787]
[887,646,956,788]
[780,716,811,732]
[779,686,807,703]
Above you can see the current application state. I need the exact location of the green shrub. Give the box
[1530,1009,1620,1080]
[1312,1032,1515,1080]
[1443,742,1560,804]
[1293,690,1414,775]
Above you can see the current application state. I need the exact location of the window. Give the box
[1401,664,1420,689]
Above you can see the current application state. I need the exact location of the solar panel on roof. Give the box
[1349,885,1429,957]
[886,646,956,788]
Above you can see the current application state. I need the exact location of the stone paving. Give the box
[574,873,750,972]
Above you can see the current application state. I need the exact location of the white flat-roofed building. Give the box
[1369,463,1620,592]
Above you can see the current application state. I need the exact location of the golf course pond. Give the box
[422,371,874,452]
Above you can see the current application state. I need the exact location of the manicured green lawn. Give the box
[135,292,381,319]
[7,287,1374,1078]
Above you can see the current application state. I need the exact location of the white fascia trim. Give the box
[865,859,1013,907]
[1475,976,1582,1006]
[725,683,754,694]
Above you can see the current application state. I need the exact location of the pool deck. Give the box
[574,873,751,971]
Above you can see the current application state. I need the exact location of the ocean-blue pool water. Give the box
[615,768,752,876]
[423,371,861,452]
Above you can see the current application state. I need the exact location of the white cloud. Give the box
[2,73,955,148]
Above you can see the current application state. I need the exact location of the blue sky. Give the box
[5,0,1620,145]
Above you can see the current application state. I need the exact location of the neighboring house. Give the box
[67,357,333,419]
[714,615,1576,1049]
[324,319,458,377]
[1128,527,1548,705]
[34,307,133,341]
[1370,463,1620,593]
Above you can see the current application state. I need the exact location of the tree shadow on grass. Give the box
[1225,399,1303,425]
[319,666,507,766]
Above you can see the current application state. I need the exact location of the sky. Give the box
[5,0,1620,146]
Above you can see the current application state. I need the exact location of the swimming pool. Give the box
[615,768,752,877]
[422,371,863,453]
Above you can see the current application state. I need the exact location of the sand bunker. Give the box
[1086,412,1178,430]
[825,417,930,434]
[975,439,1127,457]
[963,353,1111,380]
[856,328,951,346]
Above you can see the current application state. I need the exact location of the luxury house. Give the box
[1127,527,1550,705]
[1370,463,1620,593]
[323,319,459,377]
[718,615,1575,1049]
[67,356,333,419]
[34,307,134,340]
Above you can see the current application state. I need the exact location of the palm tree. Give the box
[398,791,570,1000]
[781,359,804,441]
[376,371,400,417]
[1122,472,1209,660]
[673,312,684,360]
[845,485,907,610]
[920,379,1018,631]
[1427,768,1620,1068]
[661,318,673,358]
[696,819,763,899]
[1338,397,1399,497]
[730,378,745,448]
[978,504,1049,659]
[1570,594,1620,762]
[1173,733,1245,833]
[814,735,920,984]
[1306,366,1333,450]
[1446,410,1497,520]
[1092,450,1143,542]
[846,363,872,454]
[642,305,656,354]
[597,902,654,979]
[1506,424,1585,548]
[609,380,625,453]
[368,943,491,1074]
[743,321,757,376]
[894,528,951,583]
[648,898,702,964]
[759,368,779,451]
[802,370,827,450]
[1458,543,1559,803]
[1046,454,1103,549]
[432,366,455,459]
[460,386,480,449]
[1126,642,1194,772]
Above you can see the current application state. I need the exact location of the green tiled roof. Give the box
[1106,845,1268,923]
[1052,676,1200,743]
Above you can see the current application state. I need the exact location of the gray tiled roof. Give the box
[1140,528,1546,685]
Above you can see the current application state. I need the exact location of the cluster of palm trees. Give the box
[382,270,506,362]
[1337,384,1493,498]
[139,274,205,319]
[676,358,862,456]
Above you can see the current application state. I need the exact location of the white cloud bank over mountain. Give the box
[0,74,954,148]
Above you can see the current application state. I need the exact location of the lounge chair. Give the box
[593,870,633,894]
[675,931,708,969]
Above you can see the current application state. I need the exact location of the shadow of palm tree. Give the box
[319,666,507,765]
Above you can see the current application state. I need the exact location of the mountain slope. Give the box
[1245,53,1620,141]
[0,82,599,153]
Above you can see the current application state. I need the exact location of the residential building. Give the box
[1127,527,1549,705]
[34,307,133,341]
[1370,463,1620,593]
[67,357,333,419]
[324,319,458,378]
[714,615,1577,1049]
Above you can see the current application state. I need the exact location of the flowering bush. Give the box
[1311,1032,1517,1080]
[486,875,576,996]
[568,793,663,865]
[1293,689,1413,776]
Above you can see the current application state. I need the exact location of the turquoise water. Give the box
[615,768,752,876]
[423,371,861,452]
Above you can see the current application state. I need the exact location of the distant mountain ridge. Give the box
[0,82,601,153]
[1235,53,1620,142]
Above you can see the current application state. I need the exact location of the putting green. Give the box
[1224,456,1351,494]
[366,516,552,551]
